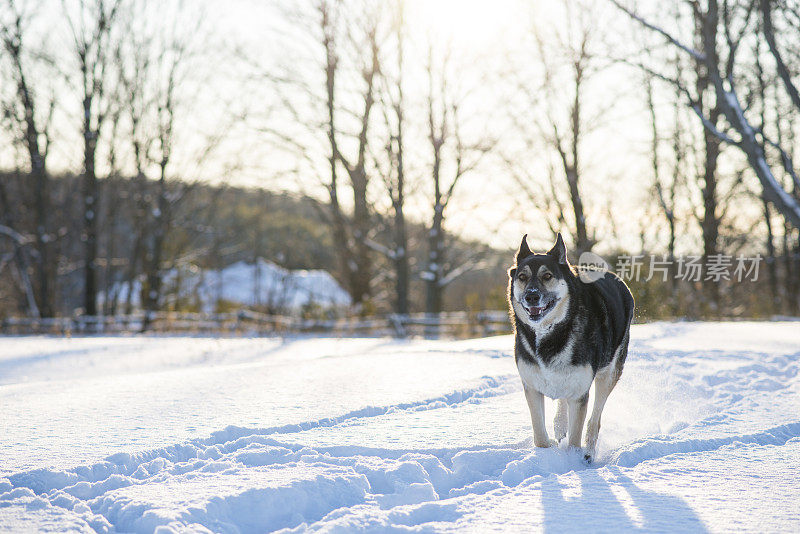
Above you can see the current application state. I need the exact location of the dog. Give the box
[508,233,634,460]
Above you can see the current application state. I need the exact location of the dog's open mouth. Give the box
[525,300,555,321]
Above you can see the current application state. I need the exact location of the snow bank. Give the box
[99,258,351,312]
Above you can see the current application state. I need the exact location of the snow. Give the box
[101,258,351,312]
[1,321,799,532]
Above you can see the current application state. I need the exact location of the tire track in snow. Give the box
[0,374,521,533]
[607,345,800,468]
[610,421,800,468]
[206,373,520,445]
[5,374,519,495]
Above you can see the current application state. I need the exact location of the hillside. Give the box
[0,172,508,317]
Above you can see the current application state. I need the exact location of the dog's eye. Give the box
[517,273,528,282]
[542,272,553,281]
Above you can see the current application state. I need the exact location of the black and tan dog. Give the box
[508,233,634,460]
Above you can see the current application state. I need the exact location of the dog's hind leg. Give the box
[567,394,589,448]
[524,386,552,447]
[553,399,568,443]
[584,364,621,458]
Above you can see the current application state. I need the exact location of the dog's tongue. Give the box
[530,306,545,316]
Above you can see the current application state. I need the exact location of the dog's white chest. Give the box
[517,357,593,400]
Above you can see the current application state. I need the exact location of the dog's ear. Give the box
[516,234,532,263]
[547,232,568,265]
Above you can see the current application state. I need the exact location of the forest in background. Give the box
[2,0,800,324]
[0,170,794,322]
[0,170,509,318]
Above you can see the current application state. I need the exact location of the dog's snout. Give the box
[524,289,541,306]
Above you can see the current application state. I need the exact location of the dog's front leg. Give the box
[553,399,568,442]
[523,386,551,447]
[566,394,589,448]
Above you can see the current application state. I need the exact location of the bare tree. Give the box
[260,0,385,310]
[342,70,379,304]
[422,43,494,314]
[109,1,216,327]
[62,0,122,316]
[100,105,123,315]
[753,25,780,312]
[508,0,611,255]
[371,0,410,315]
[326,1,382,309]
[114,10,151,314]
[635,4,728,308]
[691,2,725,307]
[0,0,56,316]
[644,66,683,307]
[761,0,800,312]
[538,15,593,254]
[141,21,187,323]
[317,0,353,304]
[614,0,800,230]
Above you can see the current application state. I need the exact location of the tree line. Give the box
[1,0,799,321]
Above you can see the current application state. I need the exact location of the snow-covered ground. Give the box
[1,322,799,532]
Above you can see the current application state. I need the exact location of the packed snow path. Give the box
[1,322,799,532]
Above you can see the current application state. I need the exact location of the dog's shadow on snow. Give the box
[540,466,709,533]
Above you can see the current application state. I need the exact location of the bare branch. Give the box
[609,0,707,62]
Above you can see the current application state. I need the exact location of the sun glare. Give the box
[407,0,520,49]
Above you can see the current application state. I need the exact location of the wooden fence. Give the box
[0,310,512,338]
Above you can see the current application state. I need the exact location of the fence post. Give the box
[389,314,407,338]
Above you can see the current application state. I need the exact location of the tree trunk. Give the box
[83,103,99,316]
[350,171,371,306]
[30,130,52,317]
[393,183,409,315]
[700,116,721,310]
[426,133,445,316]
[320,1,365,309]
[102,178,120,315]
[391,11,409,316]
[142,162,168,330]
[567,67,591,255]
[0,183,39,317]
[565,165,590,255]
[794,230,800,315]
[786,224,800,315]
[781,224,792,314]
[124,176,146,315]
[695,9,721,313]
[390,119,409,314]
[668,83,681,312]
[9,25,54,317]
[763,199,780,312]
[425,207,444,315]
[344,26,379,310]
